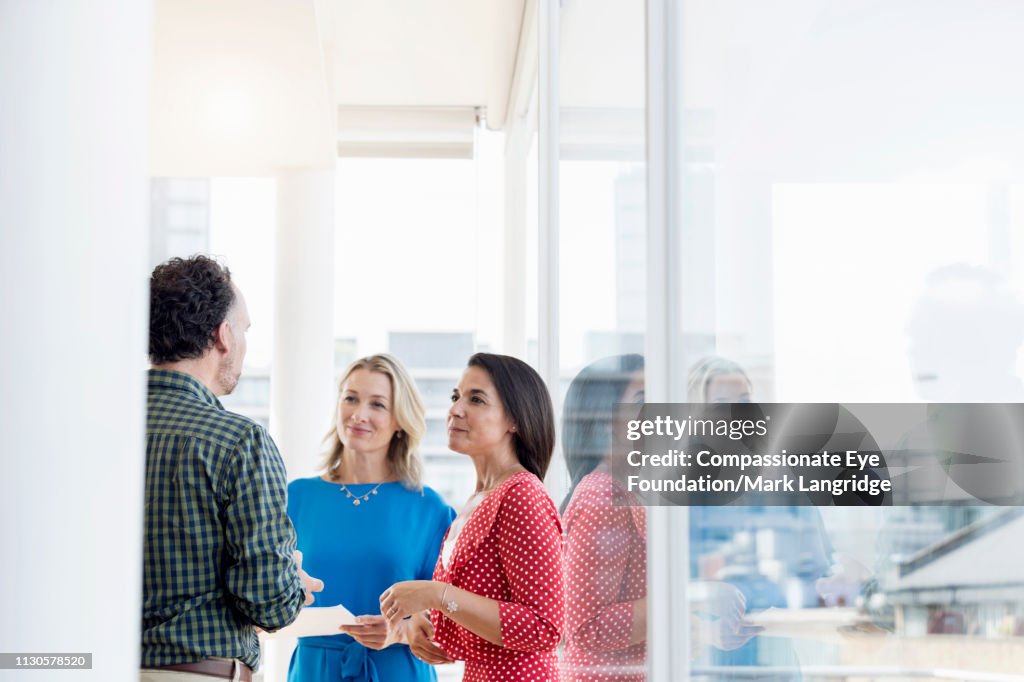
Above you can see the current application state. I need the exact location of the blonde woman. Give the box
[686,356,754,404]
[287,354,455,682]
[687,356,829,678]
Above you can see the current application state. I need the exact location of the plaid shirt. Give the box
[142,369,303,669]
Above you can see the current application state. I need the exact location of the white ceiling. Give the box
[151,0,335,175]
[150,0,528,174]
[325,0,527,129]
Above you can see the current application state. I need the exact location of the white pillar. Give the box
[503,125,529,359]
[265,168,335,682]
[0,3,151,681]
[271,168,336,477]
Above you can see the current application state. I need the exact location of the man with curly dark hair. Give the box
[148,255,247,394]
[141,255,322,682]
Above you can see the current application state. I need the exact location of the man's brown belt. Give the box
[156,659,253,681]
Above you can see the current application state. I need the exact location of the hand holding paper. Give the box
[340,615,393,650]
[690,581,764,651]
[260,603,357,640]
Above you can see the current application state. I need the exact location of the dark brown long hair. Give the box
[560,354,644,513]
[467,353,556,480]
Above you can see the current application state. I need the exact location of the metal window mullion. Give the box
[538,0,561,482]
[646,0,690,679]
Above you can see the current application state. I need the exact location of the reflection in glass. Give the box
[561,355,647,682]
[687,358,821,680]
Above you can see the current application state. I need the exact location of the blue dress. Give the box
[689,506,833,680]
[287,477,456,682]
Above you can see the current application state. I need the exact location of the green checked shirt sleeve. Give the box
[142,370,304,669]
[222,423,304,630]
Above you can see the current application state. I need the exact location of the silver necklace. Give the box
[338,481,385,506]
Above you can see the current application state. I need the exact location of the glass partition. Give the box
[557,1,648,680]
[668,1,1024,678]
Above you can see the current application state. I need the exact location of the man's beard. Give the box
[218,355,241,395]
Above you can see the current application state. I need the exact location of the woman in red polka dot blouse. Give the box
[559,355,647,682]
[381,353,565,682]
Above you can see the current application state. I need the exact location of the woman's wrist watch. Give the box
[439,582,459,614]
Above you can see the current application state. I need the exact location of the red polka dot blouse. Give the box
[561,471,647,682]
[432,471,566,682]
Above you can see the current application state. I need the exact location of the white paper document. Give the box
[260,604,358,640]
[745,606,859,641]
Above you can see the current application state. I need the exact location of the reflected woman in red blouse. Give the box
[560,354,647,682]
[381,352,564,682]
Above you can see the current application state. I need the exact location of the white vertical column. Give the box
[503,125,529,359]
[0,3,151,681]
[646,0,691,679]
[271,168,336,477]
[266,167,336,682]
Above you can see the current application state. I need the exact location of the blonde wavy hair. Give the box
[686,355,752,403]
[321,354,425,489]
